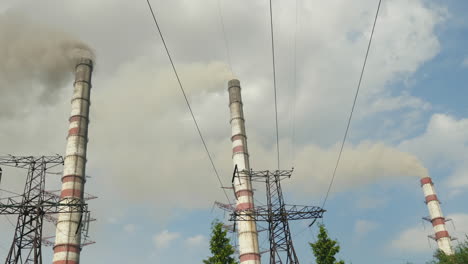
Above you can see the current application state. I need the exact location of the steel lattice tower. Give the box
[265,170,300,263]
[0,156,89,264]
[219,167,326,264]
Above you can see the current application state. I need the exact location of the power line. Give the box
[290,0,300,167]
[216,0,234,74]
[321,0,382,209]
[145,0,231,205]
[0,188,23,199]
[269,0,281,170]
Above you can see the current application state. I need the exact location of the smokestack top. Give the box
[228,79,242,106]
[228,79,240,89]
[74,58,94,89]
[75,58,94,70]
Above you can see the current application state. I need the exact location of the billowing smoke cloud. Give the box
[288,141,429,195]
[0,13,94,118]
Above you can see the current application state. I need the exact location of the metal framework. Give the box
[422,216,457,242]
[220,167,325,264]
[0,156,89,264]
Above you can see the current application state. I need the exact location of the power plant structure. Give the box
[53,58,94,264]
[420,176,455,255]
[0,58,95,264]
[228,79,261,264]
[223,79,326,264]
[0,44,460,264]
[0,155,89,264]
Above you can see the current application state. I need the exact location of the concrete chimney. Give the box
[53,58,93,264]
[420,176,454,255]
[228,79,261,264]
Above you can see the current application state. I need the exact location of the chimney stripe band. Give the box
[236,190,254,197]
[62,175,85,183]
[53,244,80,253]
[231,134,246,141]
[69,115,89,122]
[432,217,446,227]
[240,253,261,262]
[425,194,439,203]
[233,146,245,153]
[421,177,433,186]
[73,80,92,87]
[60,189,82,198]
[236,202,254,211]
[53,261,78,264]
[435,231,450,240]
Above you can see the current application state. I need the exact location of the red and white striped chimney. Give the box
[53,58,93,264]
[228,79,261,264]
[420,176,454,255]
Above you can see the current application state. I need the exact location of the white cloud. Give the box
[123,224,136,234]
[354,220,379,238]
[390,225,432,253]
[185,235,206,248]
[462,57,468,67]
[400,114,468,165]
[447,163,468,189]
[0,0,455,263]
[0,0,448,211]
[399,114,468,194]
[390,213,468,253]
[153,230,181,249]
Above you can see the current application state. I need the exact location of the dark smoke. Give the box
[0,13,94,118]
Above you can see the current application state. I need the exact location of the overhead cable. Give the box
[321,0,383,209]
[145,0,232,205]
[269,0,281,170]
[290,0,300,167]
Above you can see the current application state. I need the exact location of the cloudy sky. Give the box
[0,0,467,263]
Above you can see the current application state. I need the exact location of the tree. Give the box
[428,237,468,264]
[203,220,238,264]
[310,224,345,264]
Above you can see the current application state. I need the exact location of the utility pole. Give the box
[228,79,261,264]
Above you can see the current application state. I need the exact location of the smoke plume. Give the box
[0,13,94,118]
[288,141,430,195]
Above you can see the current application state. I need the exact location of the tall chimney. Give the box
[420,176,454,255]
[228,79,261,264]
[53,58,93,264]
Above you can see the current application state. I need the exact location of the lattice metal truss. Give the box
[224,168,325,264]
[0,156,89,264]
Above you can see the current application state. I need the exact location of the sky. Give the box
[0,0,467,263]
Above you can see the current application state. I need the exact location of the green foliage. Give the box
[310,224,345,264]
[203,220,238,264]
[428,237,468,264]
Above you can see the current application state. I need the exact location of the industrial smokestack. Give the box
[228,79,261,264]
[53,58,93,264]
[420,176,454,255]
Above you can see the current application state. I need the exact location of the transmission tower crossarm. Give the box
[231,205,325,222]
[0,199,88,215]
[0,155,64,169]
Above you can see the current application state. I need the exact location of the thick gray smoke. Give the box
[0,13,94,118]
